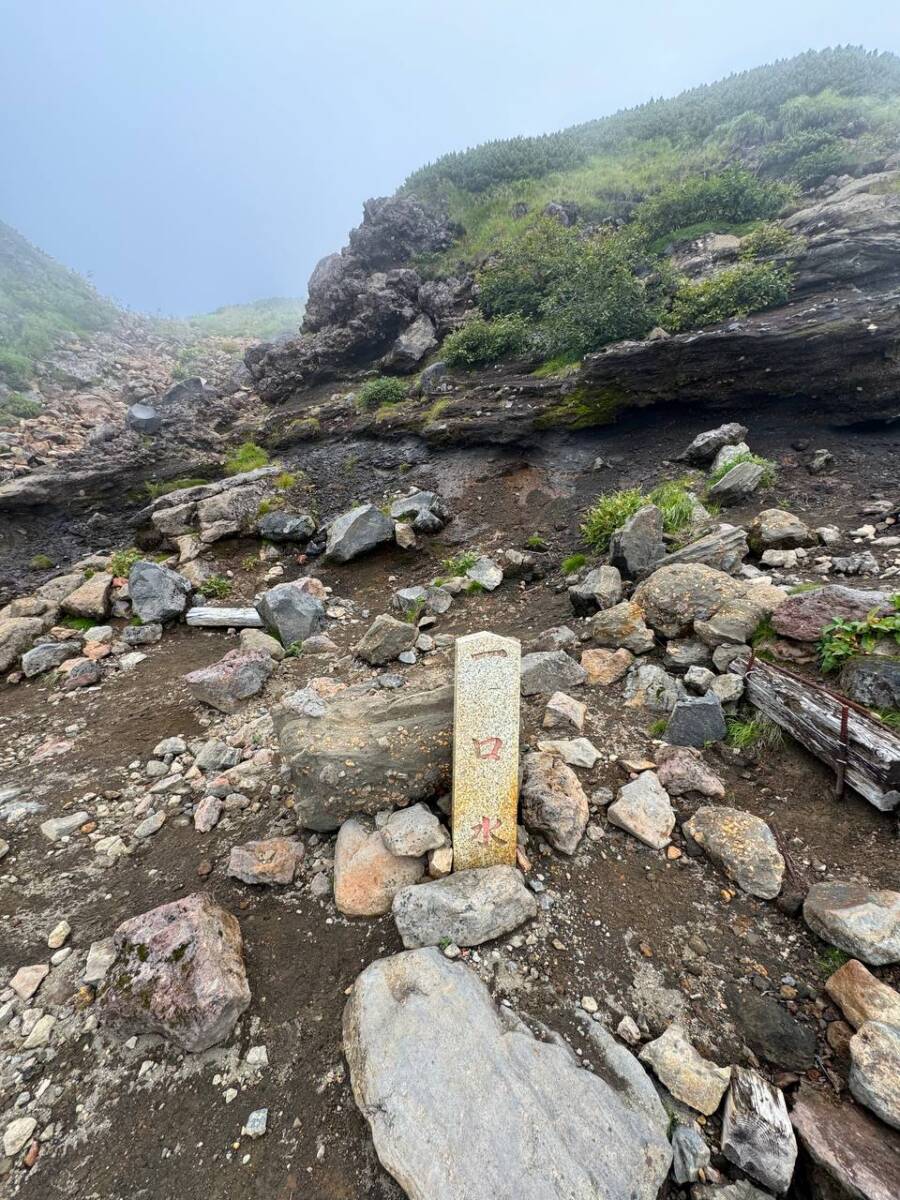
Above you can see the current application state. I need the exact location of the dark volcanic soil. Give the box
[1,397,898,1199]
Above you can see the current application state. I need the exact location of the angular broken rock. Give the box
[653,744,725,798]
[680,422,748,465]
[607,771,675,850]
[257,511,316,542]
[664,692,727,747]
[609,505,665,580]
[392,866,536,948]
[380,803,446,857]
[256,581,325,647]
[803,882,900,966]
[21,641,75,677]
[588,601,655,654]
[520,650,586,696]
[849,1021,900,1130]
[639,1023,730,1115]
[663,524,749,574]
[466,557,503,591]
[748,509,816,553]
[580,647,633,684]
[568,565,622,616]
[100,893,250,1052]
[683,807,784,899]
[129,561,191,624]
[825,958,900,1030]
[623,662,684,712]
[334,816,425,916]
[721,1067,798,1195]
[276,673,453,830]
[183,648,273,714]
[227,838,304,885]
[326,503,395,562]
[520,751,589,855]
[542,690,586,732]
[707,460,765,506]
[61,572,113,620]
[343,948,672,1200]
[790,1081,900,1200]
[671,1125,711,1185]
[535,737,600,769]
[9,963,49,1002]
[356,613,416,665]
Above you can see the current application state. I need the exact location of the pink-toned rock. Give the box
[100,893,250,1052]
[654,744,725,798]
[61,659,102,689]
[772,586,895,643]
[826,958,900,1030]
[83,641,111,661]
[227,838,304,885]
[183,649,274,713]
[294,576,329,601]
[193,796,223,833]
[9,964,49,1001]
[334,817,425,916]
[580,647,633,685]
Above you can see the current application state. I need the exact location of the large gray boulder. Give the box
[257,511,316,542]
[633,563,744,638]
[326,503,395,562]
[256,581,325,647]
[129,561,191,624]
[392,866,536,948]
[608,505,665,580]
[343,948,672,1200]
[707,461,765,506]
[275,674,453,829]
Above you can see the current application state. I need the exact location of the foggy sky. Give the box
[2,0,898,315]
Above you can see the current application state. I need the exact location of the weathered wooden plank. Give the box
[731,657,900,812]
[186,606,263,629]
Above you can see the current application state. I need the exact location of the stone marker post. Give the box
[451,631,521,871]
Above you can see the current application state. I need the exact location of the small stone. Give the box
[616,1015,641,1045]
[664,693,726,748]
[334,818,425,916]
[381,804,446,857]
[83,937,116,984]
[47,920,71,950]
[580,647,634,685]
[9,964,49,1001]
[3,1117,37,1158]
[639,1024,731,1114]
[849,1021,900,1129]
[803,882,900,966]
[825,958,900,1029]
[683,807,784,899]
[392,866,537,948]
[672,1125,710,1184]
[193,796,223,833]
[542,691,586,732]
[134,811,166,839]
[242,1108,268,1139]
[535,737,600,769]
[246,1045,268,1066]
[428,845,453,878]
[227,838,304,886]
[607,772,675,850]
[580,995,599,1014]
[520,650,586,696]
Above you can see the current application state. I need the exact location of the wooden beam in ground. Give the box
[731,656,900,812]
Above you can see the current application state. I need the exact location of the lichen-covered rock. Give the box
[684,807,784,899]
[227,838,304,885]
[633,563,744,638]
[771,586,894,642]
[100,893,250,1052]
[588,601,655,654]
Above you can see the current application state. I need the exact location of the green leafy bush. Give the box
[224,442,269,475]
[581,479,697,552]
[478,219,580,319]
[707,451,777,489]
[442,314,531,368]
[358,377,408,411]
[1,391,42,418]
[440,550,478,576]
[740,222,797,260]
[818,596,900,673]
[202,574,232,599]
[635,167,793,240]
[665,263,791,332]
[109,547,142,578]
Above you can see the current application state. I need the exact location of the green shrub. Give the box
[726,713,784,751]
[1,391,42,418]
[440,550,478,576]
[561,552,587,574]
[202,574,232,599]
[647,479,696,535]
[665,263,791,332]
[62,616,93,632]
[109,547,142,578]
[358,377,408,411]
[580,488,645,552]
[0,349,33,388]
[707,451,777,489]
[442,314,531,369]
[525,533,548,550]
[478,219,581,320]
[274,471,298,490]
[29,553,53,570]
[818,596,900,673]
[224,442,269,475]
[636,167,793,240]
[739,222,797,260]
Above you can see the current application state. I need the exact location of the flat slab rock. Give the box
[803,882,900,966]
[100,893,250,1052]
[392,865,536,948]
[790,1082,900,1200]
[343,947,672,1200]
